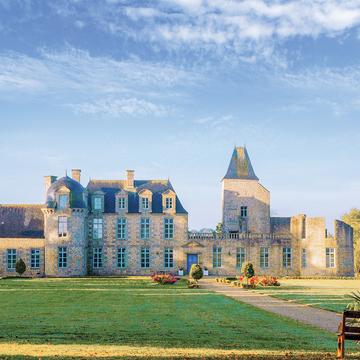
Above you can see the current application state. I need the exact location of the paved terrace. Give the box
[200,279,341,333]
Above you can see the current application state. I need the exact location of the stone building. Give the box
[0,147,354,277]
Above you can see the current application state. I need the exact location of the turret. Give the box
[221,147,270,234]
[42,175,88,276]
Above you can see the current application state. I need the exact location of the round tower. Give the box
[42,175,88,277]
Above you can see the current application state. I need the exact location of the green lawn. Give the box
[0,277,357,359]
[252,279,360,312]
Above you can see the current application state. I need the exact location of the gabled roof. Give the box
[0,205,44,238]
[223,146,259,180]
[86,179,187,214]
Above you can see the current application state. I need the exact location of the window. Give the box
[118,197,126,210]
[165,197,173,209]
[283,247,292,268]
[240,206,248,218]
[7,249,16,270]
[58,247,67,268]
[236,247,246,268]
[260,247,269,268]
[93,196,102,211]
[140,218,150,239]
[213,247,222,268]
[301,248,307,268]
[93,248,103,268]
[141,247,150,268]
[93,218,103,240]
[31,249,40,269]
[164,218,174,240]
[117,218,127,240]
[117,247,127,268]
[141,197,149,210]
[59,194,68,210]
[164,248,173,268]
[326,248,335,268]
[58,216,68,237]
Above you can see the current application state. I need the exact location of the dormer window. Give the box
[118,197,126,210]
[92,194,104,212]
[142,197,149,210]
[165,197,173,209]
[115,190,128,213]
[94,197,102,210]
[59,194,68,210]
[138,189,152,212]
[162,189,176,212]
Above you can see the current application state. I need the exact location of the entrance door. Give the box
[187,254,198,274]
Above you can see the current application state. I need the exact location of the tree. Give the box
[215,223,223,235]
[241,262,255,285]
[342,208,360,273]
[189,264,203,283]
[15,258,26,277]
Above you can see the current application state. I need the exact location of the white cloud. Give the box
[68,97,169,117]
[115,0,360,64]
[0,47,196,116]
[279,64,360,89]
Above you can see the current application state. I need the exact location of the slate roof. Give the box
[224,146,259,180]
[86,179,187,214]
[0,205,44,238]
[46,176,86,209]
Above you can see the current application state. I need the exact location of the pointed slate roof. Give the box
[223,146,259,180]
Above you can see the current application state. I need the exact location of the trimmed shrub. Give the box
[241,262,255,279]
[189,264,203,281]
[15,258,26,277]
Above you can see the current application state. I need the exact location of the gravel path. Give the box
[201,279,341,333]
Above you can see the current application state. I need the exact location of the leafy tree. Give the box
[342,208,360,273]
[189,264,203,283]
[15,258,26,277]
[241,262,255,285]
[215,223,223,235]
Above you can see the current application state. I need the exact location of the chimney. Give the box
[125,170,135,189]
[71,169,81,183]
[44,175,57,196]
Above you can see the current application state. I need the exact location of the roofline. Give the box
[0,204,44,207]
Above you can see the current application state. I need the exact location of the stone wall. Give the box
[336,220,354,277]
[222,179,270,233]
[87,213,188,275]
[182,235,300,277]
[0,238,45,277]
[43,208,87,277]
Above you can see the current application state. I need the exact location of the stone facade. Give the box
[0,146,355,277]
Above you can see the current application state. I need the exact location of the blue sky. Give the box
[1,0,360,231]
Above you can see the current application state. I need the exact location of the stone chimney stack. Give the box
[71,169,81,183]
[125,170,135,189]
[44,176,57,196]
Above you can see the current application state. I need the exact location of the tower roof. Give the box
[223,146,259,180]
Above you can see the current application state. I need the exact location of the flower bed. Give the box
[217,276,280,288]
[151,273,178,285]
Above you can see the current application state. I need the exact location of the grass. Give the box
[0,277,357,359]
[252,279,360,312]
